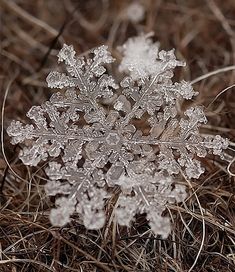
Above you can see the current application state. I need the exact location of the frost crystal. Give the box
[118,33,185,80]
[7,36,228,238]
[119,33,160,80]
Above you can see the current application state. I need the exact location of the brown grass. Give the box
[1,0,235,271]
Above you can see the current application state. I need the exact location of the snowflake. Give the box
[125,2,145,23]
[7,35,229,238]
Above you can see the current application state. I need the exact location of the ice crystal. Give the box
[119,33,160,80]
[7,35,229,238]
[118,33,185,80]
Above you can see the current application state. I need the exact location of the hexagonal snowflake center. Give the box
[105,132,121,146]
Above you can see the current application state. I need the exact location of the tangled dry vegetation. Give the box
[1,0,235,271]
